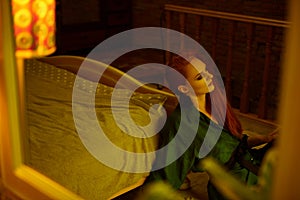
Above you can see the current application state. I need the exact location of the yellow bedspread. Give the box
[24,59,167,200]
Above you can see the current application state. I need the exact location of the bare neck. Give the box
[189,94,210,116]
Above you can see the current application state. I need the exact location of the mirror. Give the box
[2,0,300,199]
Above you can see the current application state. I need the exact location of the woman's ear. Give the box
[178,85,189,94]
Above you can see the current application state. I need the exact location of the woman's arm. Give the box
[246,130,278,148]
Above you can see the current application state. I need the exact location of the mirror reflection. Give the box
[20,1,287,200]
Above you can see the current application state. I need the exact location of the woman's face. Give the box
[179,58,215,97]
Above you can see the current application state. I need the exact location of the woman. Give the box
[145,53,277,199]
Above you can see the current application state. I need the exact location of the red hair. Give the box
[166,53,243,139]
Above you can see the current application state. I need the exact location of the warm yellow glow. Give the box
[12,0,56,58]
[272,0,300,199]
[15,165,85,200]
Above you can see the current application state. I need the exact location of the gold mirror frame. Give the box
[1,0,300,199]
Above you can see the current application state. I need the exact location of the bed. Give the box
[24,55,177,200]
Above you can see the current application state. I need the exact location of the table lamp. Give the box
[12,0,56,58]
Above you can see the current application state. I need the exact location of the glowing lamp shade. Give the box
[12,0,56,58]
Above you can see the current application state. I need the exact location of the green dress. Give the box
[146,103,257,199]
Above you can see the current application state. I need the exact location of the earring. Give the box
[178,85,189,94]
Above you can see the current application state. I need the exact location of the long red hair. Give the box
[166,53,243,139]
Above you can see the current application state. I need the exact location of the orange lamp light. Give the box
[12,0,56,58]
